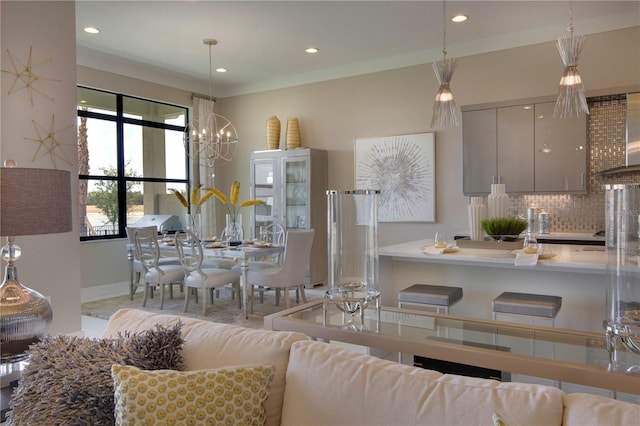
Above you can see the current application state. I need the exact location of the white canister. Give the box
[487,184,509,219]
[468,197,487,241]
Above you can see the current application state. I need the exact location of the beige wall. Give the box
[1,1,81,334]
[77,28,639,307]
[215,26,640,246]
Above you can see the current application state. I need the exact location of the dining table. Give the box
[156,241,285,319]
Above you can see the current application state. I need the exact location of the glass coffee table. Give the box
[264,299,640,395]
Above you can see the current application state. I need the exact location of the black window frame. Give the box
[78,86,190,241]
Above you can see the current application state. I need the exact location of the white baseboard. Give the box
[81,281,129,303]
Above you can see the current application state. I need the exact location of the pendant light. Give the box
[186,39,238,168]
[431,0,458,130]
[553,2,589,118]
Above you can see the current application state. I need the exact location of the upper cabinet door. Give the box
[497,104,535,193]
[534,102,587,192]
[463,108,497,194]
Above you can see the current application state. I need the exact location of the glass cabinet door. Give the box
[250,158,276,238]
[283,156,310,230]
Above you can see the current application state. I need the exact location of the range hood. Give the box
[599,92,640,175]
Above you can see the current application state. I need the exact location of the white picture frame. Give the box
[355,132,435,222]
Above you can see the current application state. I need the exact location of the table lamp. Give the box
[0,160,72,363]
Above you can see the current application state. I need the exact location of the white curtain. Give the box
[191,95,218,238]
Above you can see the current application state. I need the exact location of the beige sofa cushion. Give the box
[102,308,308,426]
[562,393,640,425]
[282,340,565,426]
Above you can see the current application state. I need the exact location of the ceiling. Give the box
[75,1,640,98]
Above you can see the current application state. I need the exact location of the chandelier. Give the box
[186,39,238,168]
[430,0,458,130]
[553,2,589,118]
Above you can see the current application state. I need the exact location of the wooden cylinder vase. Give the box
[266,115,280,150]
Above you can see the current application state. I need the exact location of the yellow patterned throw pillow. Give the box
[111,364,275,426]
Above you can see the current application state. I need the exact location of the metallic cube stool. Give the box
[492,291,562,388]
[398,284,463,314]
[492,292,562,325]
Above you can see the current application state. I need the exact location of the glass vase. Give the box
[185,213,202,241]
[325,189,380,328]
[225,213,243,246]
[604,184,640,372]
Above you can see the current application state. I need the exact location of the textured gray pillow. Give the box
[7,322,184,426]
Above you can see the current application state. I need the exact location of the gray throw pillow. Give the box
[6,322,184,426]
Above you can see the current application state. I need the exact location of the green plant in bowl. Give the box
[480,217,528,241]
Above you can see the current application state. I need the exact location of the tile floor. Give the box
[81,315,108,338]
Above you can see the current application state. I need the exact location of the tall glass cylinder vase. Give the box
[225,213,243,246]
[186,213,202,241]
[325,190,380,328]
[603,184,640,372]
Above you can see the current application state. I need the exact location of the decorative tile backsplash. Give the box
[507,94,638,233]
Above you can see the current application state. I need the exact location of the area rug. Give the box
[82,286,327,330]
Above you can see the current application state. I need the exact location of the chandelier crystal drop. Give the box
[431,0,458,129]
[186,39,238,168]
[553,2,589,118]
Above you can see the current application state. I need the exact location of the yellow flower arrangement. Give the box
[206,181,264,226]
[172,181,263,223]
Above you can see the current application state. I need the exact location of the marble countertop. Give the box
[379,239,606,275]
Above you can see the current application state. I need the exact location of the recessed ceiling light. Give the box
[451,15,467,23]
[83,26,100,34]
[216,67,227,73]
[305,47,319,54]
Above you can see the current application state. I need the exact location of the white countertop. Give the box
[379,239,606,275]
[455,231,605,242]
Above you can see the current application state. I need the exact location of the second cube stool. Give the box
[492,292,562,326]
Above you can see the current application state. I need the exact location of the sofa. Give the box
[91,308,639,426]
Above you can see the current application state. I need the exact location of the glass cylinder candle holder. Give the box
[603,184,640,372]
[325,189,381,325]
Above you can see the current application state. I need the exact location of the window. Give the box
[77,87,190,240]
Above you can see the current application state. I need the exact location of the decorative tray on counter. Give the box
[455,237,523,250]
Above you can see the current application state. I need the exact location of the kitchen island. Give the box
[379,240,607,332]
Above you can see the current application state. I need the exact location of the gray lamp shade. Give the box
[1,167,72,237]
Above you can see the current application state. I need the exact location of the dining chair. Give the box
[235,223,287,303]
[175,230,242,316]
[126,226,183,300]
[132,226,185,309]
[246,229,315,312]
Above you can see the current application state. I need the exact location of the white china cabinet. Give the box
[249,148,328,287]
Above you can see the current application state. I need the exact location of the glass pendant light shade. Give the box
[554,33,588,118]
[553,3,589,118]
[431,57,458,129]
[430,1,458,130]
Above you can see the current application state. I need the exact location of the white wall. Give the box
[1,1,81,334]
[78,27,639,306]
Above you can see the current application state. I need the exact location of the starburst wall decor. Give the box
[355,133,435,222]
[1,46,60,105]
[25,114,74,169]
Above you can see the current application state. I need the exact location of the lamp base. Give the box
[0,269,52,363]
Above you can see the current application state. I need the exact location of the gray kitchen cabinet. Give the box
[534,102,587,192]
[249,148,328,287]
[462,97,586,195]
[462,103,534,194]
